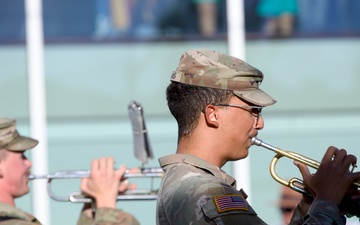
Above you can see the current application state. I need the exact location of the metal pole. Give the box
[226,0,251,202]
[24,0,50,224]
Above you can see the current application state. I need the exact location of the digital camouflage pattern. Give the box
[289,201,346,225]
[156,154,267,225]
[0,202,139,225]
[0,117,38,151]
[170,49,277,106]
[77,208,140,225]
[156,154,346,225]
[0,202,41,225]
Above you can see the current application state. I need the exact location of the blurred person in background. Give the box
[256,0,298,38]
[193,0,219,37]
[276,186,302,225]
[157,0,226,37]
[0,117,139,225]
[275,186,360,225]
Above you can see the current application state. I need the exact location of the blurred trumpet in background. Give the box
[29,100,163,203]
[29,167,163,202]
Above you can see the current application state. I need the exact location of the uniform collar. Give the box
[159,154,236,187]
[0,202,37,222]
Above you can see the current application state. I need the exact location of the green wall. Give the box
[1,38,360,225]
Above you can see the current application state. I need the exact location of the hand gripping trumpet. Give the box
[251,137,360,196]
[28,167,163,202]
[29,101,164,203]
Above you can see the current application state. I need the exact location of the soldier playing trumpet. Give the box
[0,117,139,225]
[156,49,360,225]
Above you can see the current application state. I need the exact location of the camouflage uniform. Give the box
[156,154,346,225]
[0,202,140,225]
[77,208,140,225]
[0,202,41,225]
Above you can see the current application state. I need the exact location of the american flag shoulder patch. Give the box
[213,194,249,213]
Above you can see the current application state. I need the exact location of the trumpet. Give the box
[28,101,165,203]
[29,167,164,203]
[251,137,360,196]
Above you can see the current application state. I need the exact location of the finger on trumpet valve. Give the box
[252,137,360,193]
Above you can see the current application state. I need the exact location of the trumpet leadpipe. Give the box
[29,167,164,180]
[251,137,320,169]
[28,167,164,202]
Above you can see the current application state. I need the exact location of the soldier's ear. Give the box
[204,105,219,128]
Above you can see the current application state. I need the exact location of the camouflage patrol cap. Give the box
[0,117,38,151]
[170,49,276,106]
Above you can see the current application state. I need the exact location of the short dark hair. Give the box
[166,82,233,138]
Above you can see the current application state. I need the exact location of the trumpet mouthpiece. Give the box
[251,137,262,146]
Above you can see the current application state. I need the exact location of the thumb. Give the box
[80,177,89,194]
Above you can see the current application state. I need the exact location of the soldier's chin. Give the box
[14,188,30,198]
[242,152,249,159]
[23,188,30,195]
[234,152,249,161]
